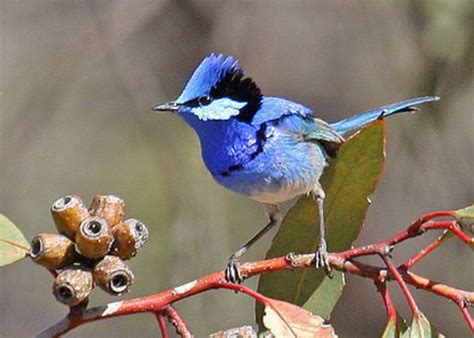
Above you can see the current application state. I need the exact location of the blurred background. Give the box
[1,0,473,337]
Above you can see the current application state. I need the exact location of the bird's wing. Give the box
[304,118,345,143]
[250,97,314,126]
[250,97,344,157]
[304,118,345,157]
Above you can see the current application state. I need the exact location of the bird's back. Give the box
[186,97,335,203]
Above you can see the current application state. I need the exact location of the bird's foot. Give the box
[224,257,243,284]
[314,240,332,275]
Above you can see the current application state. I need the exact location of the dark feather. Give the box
[318,140,341,158]
[210,67,262,123]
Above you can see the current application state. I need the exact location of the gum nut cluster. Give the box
[29,194,149,307]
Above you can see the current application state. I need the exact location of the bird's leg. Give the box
[225,204,281,283]
[313,187,331,273]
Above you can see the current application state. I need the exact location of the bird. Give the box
[153,53,439,283]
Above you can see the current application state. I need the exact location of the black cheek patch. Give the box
[210,68,262,124]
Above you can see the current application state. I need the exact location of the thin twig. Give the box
[154,312,169,338]
[162,306,193,338]
[339,214,459,260]
[400,231,453,271]
[422,221,473,246]
[375,282,397,322]
[381,256,421,317]
[403,271,474,332]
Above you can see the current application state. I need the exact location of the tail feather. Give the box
[330,96,440,136]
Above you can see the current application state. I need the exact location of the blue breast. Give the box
[179,114,261,176]
[179,97,329,204]
[218,114,328,203]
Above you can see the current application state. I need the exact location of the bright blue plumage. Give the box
[153,53,439,282]
[176,54,240,104]
[330,96,438,135]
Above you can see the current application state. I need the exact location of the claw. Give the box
[314,240,332,275]
[224,258,243,284]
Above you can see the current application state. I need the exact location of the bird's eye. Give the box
[198,95,212,105]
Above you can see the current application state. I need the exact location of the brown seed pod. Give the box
[111,219,149,260]
[89,195,125,227]
[30,233,75,270]
[93,255,134,296]
[51,195,89,239]
[53,267,93,306]
[75,217,113,259]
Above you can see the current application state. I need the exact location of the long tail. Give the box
[330,96,440,136]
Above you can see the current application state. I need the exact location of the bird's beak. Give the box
[152,101,180,112]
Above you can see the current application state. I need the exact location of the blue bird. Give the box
[153,53,439,283]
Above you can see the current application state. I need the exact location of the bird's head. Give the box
[153,53,262,123]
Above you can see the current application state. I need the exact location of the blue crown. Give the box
[176,54,262,122]
[176,53,240,103]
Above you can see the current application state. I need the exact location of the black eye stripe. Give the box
[184,95,213,107]
[183,67,262,124]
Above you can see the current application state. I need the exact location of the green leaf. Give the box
[454,204,474,227]
[0,213,30,266]
[453,204,474,250]
[405,314,444,338]
[256,121,386,329]
[382,314,408,338]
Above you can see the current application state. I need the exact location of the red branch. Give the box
[382,256,421,317]
[161,306,192,338]
[376,282,397,322]
[400,231,452,270]
[215,281,273,305]
[36,213,473,337]
[423,221,473,245]
[154,312,169,338]
[36,254,473,337]
[403,271,474,329]
[339,211,462,260]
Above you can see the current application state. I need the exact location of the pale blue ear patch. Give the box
[192,98,246,121]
